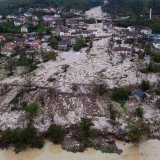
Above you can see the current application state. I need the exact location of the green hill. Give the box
[0,0,103,15]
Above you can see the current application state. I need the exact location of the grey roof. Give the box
[135,89,145,98]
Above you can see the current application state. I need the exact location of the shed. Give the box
[134,89,146,102]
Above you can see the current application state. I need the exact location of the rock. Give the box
[62,135,85,152]
[91,137,122,154]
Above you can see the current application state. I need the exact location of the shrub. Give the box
[151,52,160,63]
[80,118,93,141]
[1,126,44,153]
[97,84,107,96]
[112,87,131,102]
[136,107,144,118]
[148,63,160,73]
[141,80,150,91]
[43,52,57,62]
[108,104,116,121]
[155,99,160,109]
[127,120,150,143]
[86,18,96,24]
[47,124,65,144]
[24,102,38,118]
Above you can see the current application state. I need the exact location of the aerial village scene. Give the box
[0,0,160,159]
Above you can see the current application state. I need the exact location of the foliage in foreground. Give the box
[47,124,65,144]
[112,87,131,102]
[127,119,150,143]
[0,126,44,153]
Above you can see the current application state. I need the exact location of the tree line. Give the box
[0,0,103,15]
[103,0,160,16]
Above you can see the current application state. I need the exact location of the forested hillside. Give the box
[103,0,160,16]
[0,0,103,14]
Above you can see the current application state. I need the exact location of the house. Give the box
[82,30,98,38]
[134,89,146,102]
[0,35,5,42]
[58,41,69,51]
[141,27,152,35]
[58,38,70,51]
[14,37,26,46]
[43,15,54,22]
[114,47,132,54]
[6,15,17,20]
[127,26,136,32]
[42,35,51,42]
[29,39,41,49]
[14,20,23,26]
[24,12,32,18]
[51,30,60,37]
[103,22,113,30]
[21,26,28,33]
[153,40,160,49]
[32,15,39,21]
[1,42,15,56]
[71,37,76,46]
[60,29,70,37]
[125,31,141,39]
[28,32,38,41]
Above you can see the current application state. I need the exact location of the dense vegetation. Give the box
[0,0,103,15]
[103,0,160,16]
[114,18,160,34]
[0,126,44,153]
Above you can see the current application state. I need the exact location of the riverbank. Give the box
[0,140,160,160]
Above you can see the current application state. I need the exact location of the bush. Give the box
[136,107,144,118]
[151,52,160,63]
[97,84,107,96]
[43,52,57,62]
[86,18,96,24]
[108,104,116,121]
[80,118,93,141]
[47,124,65,144]
[155,99,160,109]
[24,102,38,118]
[112,87,131,102]
[148,63,160,73]
[127,120,150,143]
[1,126,44,153]
[141,80,150,91]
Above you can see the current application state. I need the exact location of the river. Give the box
[0,139,160,160]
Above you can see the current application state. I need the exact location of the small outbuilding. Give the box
[134,89,146,102]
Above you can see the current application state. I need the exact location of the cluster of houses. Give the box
[110,25,160,56]
[0,7,114,56]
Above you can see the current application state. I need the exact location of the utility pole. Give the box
[149,8,152,20]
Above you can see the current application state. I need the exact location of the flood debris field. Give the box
[0,6,160,154]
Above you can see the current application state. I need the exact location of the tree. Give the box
[49,36,59,49]
[73,37,86,52]
[42,52,57,62]
[47,124,65,144]
[116,39,122,47]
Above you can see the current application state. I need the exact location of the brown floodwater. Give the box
[0,140,160,160]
